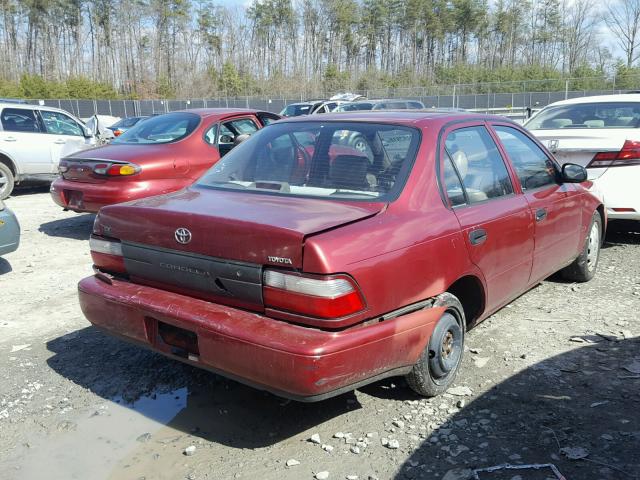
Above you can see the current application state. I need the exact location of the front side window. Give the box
[40,110,84,136]
[197,121,420,201]
[525,102,640,129]
[1,108,41,133]
[494,126,558,190]
[444,126,514,203]
[112,112,200,144]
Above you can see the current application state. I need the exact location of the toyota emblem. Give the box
[175,228,192,245]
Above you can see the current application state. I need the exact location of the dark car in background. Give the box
[336,99,426,111]
[107,116,149,137]
[279,100,325,117]
[79,111,603,401]
[51,109,279,213]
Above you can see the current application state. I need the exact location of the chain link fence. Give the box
[24,77,640,119]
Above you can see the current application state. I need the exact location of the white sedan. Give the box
[525,94,640,222]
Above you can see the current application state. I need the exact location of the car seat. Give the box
[330,155,371,190]
[450,150,488,202]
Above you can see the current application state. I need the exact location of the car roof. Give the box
[545,93,640,108]
[277,110,509,127]
[284,101,325,107]
[0,102,81,116]
[171,108,275,119]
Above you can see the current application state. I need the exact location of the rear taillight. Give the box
[90,235,126,273]
[114,129,123,136]
[588,140,640,168]
[93,163,141,176]
[263,269,365,319]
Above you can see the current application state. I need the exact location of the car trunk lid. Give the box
[531,129,630,178]
[95,187,383,308]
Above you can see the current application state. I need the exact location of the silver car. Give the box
[0,199,19,256]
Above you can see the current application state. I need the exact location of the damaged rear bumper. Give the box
[78,275,443,401]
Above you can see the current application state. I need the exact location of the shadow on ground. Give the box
[9,183,51,197]
[396,338,640,480]
[39,213,95,240]
[605,220,640,247]
[46,326,360,449]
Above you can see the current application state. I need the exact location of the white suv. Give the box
[0,103,96,199]
[525,94,640,222]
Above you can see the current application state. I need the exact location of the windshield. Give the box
[197,121,420,201]
[280,104,313,116]
[526,102,640,129]
[112,112,200,144]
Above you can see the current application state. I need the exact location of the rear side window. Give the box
[494,126,558,190]
[1,108,41,133]
[218,118,259,144]
[444,126,514,203]
[197,121,420,201]
[112,112,200,144]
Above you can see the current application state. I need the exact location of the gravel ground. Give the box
[0,187,639,480]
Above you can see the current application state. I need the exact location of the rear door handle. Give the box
[535,208,547,222]
[54,139,67,144]
[469,228,488,245]
[3,137,16,142]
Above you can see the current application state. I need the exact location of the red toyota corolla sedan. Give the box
[78,111,604,401]
[50,109,280,213]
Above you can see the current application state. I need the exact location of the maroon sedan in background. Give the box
[50,109,279,213]
[79,112,604,401]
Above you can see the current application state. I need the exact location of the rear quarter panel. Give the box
[303,122,482,319]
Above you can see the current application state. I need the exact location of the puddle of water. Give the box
[113,387,188,424]
[4,388,188,480]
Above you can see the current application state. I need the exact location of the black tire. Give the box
[0,162,14,200]
[561,211,602,282]
[406,292,465,397]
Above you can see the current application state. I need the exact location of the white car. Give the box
[525,94,640,222]
[0,103,96,199]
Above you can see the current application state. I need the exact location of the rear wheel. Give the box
[0,163,15,200]
[562,211,602,282]
[406,293,465,397]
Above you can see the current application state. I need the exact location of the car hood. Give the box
[95,186,384,269]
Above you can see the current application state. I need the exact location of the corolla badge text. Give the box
[268,256,293,265]
[175,228,192,244]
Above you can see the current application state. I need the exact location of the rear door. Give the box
[441,123,534,312]
[0,107,51,175]
[491,123,583,282]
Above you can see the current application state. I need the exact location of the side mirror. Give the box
[219,134,233,144]
[233,134,251,146]
[84,127,94,138]
[562,163,587,183]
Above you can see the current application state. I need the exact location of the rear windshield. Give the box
[112,112,200,144]
[280,104,313,116]
[197,121,420,201]
[526,102,640,129]
[338,103,374,111]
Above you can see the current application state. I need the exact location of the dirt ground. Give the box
[0,186,639,480]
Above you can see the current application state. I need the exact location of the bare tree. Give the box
[605,0,640,67]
